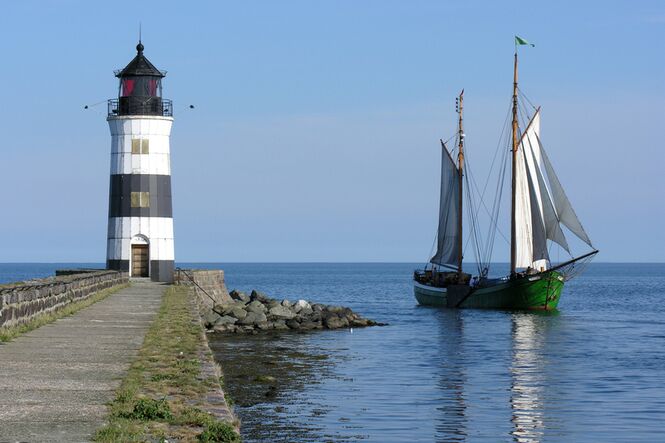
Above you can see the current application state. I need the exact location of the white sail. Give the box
[530,144,570,254]
[514,112,549,269]
[430,143,461,268]
[524,115,570,253]
[514,110,592,270]
[537,136,594,247]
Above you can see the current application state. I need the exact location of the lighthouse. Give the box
[106,41,175,282]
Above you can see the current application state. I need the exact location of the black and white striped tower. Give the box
[106,41,175,282]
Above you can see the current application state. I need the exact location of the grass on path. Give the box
[0,283,129,342]
[94,285,240,442]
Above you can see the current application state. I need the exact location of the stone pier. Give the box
[0,280,164,442]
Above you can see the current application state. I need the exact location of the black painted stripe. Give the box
[107,259,173,282]
[107,259,129,272]
[108,174,172,218]
[151,260,174,283]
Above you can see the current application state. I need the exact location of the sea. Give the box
[1,262,664,442]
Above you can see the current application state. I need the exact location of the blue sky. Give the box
[0,0,662,262]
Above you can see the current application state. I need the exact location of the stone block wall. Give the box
[0,270,129,329]
[174,269,232,310]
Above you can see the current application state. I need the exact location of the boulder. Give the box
[324,315,349,329]
[267,300,281,309]
[205,290,382,333]
[230,290,250,303]
[203,311,221,329]
[239,311,267,325]
[215,315,238,326]
[250,290,270,303]
[306,311,322,322]
[214,303,235,315]
[246,300,267,314]
[213,324,238,333]
[256,321,272,330]
[273,320,289,330]
[349,318,369,327]
[229,306,248,320]
[299,320,322,330]
[298,306,314,317]
[294,300,311,312]
[268,305,296,320]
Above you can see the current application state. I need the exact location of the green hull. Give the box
[414,271,564,311]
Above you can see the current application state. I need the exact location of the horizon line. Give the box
[1,261,663,265]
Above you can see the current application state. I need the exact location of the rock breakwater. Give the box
[204,289,382,333]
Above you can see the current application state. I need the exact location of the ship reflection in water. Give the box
[210,311,566,443]
[510,314,546,442]
[431,309,569,443]
[434,310,467,441]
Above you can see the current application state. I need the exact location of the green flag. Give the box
[515,36,535,47]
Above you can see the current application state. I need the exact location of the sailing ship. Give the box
[414,48,598,310]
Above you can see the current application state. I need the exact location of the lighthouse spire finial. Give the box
[136,22,143,54]
[137,23,143,53]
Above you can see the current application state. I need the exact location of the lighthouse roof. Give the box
[115,42,165,78]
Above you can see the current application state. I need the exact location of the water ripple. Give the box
[200,263,665,443]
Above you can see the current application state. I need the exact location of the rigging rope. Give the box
[476,98,514,272]
[517,87,538,111]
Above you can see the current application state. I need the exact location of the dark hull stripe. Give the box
[108,174,172,218]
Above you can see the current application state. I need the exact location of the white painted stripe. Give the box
[107,237,174,261]
[108,116,173,137]
[110,135,171,154]
[110,153,171,175]
[107,217,174,260]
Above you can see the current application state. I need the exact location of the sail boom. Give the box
[549,249,599,273]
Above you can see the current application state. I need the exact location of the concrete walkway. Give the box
[0,280,165,442]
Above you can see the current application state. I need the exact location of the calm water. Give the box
[0,263,103,284]
[2,263,664,442]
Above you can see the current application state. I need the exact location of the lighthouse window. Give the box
[131,139,150,154]
[121,79,135,96]
[121,77,162,97]
[130,192,150,208]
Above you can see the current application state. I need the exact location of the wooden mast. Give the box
[456,90,465,279]
[510,52,519,275]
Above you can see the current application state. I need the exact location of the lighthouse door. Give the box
[131,245,149,277]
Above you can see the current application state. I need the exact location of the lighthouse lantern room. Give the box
[106,41,175,282]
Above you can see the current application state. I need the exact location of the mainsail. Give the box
[514,110,592,270]
[430,143,461,268]
[514,112,547,269]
